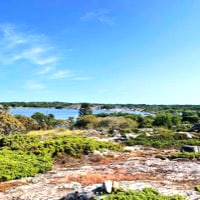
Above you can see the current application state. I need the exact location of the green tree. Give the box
[153,112,181,128]
[31,112,57,130]
[79,103,92,116]
[182,111,199,124]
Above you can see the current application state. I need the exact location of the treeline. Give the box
[1,102,200,112]
[0,102,73,108]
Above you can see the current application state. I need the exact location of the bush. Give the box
[170,152,200,160]
[0,134,122,181]
[0,112,25,135]
[98,117,138,130]
[194,185,200,192]
[75,115,99,129]
[103,187,185,200]
[126,133,200,149]
[0,149,52,181]
[15,114,38,132]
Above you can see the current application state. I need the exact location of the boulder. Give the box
[112,181,119,192]
[191,123,200,132]
[180,145,200,153]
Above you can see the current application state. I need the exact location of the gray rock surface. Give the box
[0,146,199,200]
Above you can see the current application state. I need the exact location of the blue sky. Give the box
[0,0,200,104]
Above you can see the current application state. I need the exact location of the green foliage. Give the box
[126,133,200,149]
[153,112,181,128]
[31,112,63,130]
[15,114,38,132]
[194,185,200,192]
[170,152,200,160]
[137,115,154,128]
[0,134,121,181]
[98,116,138,130]
[0,149,52,181]
[76,115,99,129]
[103,188,185,200]
[79,103,92,116]
[182,111,199,124]
[0,112,25,135]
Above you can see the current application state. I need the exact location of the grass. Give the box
[28,128,84,136]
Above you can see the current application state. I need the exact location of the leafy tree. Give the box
[153,112,181,128]
[137,115,154,128]
[31,112,57,129]
[182,111,199,124]
[79,103,92,116]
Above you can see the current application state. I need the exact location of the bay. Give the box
[10,107,148,119]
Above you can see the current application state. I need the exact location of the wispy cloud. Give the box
[50,70,74,79]
[50,69,91,81]
[71,76,91,81]
[0,23,91,88]
[25,81,46,90]
[80,11,114,25]
[37,66,54,75]
[0,24,58,66]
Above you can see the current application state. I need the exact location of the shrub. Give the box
[170,152,200,160]
[98,117,138,130]
[0,134,122,181]
[126,133,200,149]
[0,149,52,181]
[103,187,185,200]
[15,115,38,132]
[194,185,200,192]
[0,112,25,135]
[75,115,99,129]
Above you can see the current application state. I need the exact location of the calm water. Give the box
[10,107,148,119]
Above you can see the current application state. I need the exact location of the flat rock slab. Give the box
[0,148,199,200]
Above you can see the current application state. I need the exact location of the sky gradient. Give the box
[0,0,200,104]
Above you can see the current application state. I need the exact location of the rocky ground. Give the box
[0,146,200,200]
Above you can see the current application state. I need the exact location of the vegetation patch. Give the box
[0,134,121,181]
[170,152,200,160]
[0,149,52,181]
[126,133,200,149]
[103,187,186,200]
[194,185,200,192]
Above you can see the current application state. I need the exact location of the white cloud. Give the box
[0,23,91,85]
[50,70,74,79]
[0,24,58,66]
[81,11,114,25]
[71,77,91,81]
[38,66,54,75]
[25,81,45,90]
[50,70,90,81]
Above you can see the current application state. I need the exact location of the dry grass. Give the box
[62,172,161,186]
[27,129,84,136]
[0,181,27,192]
